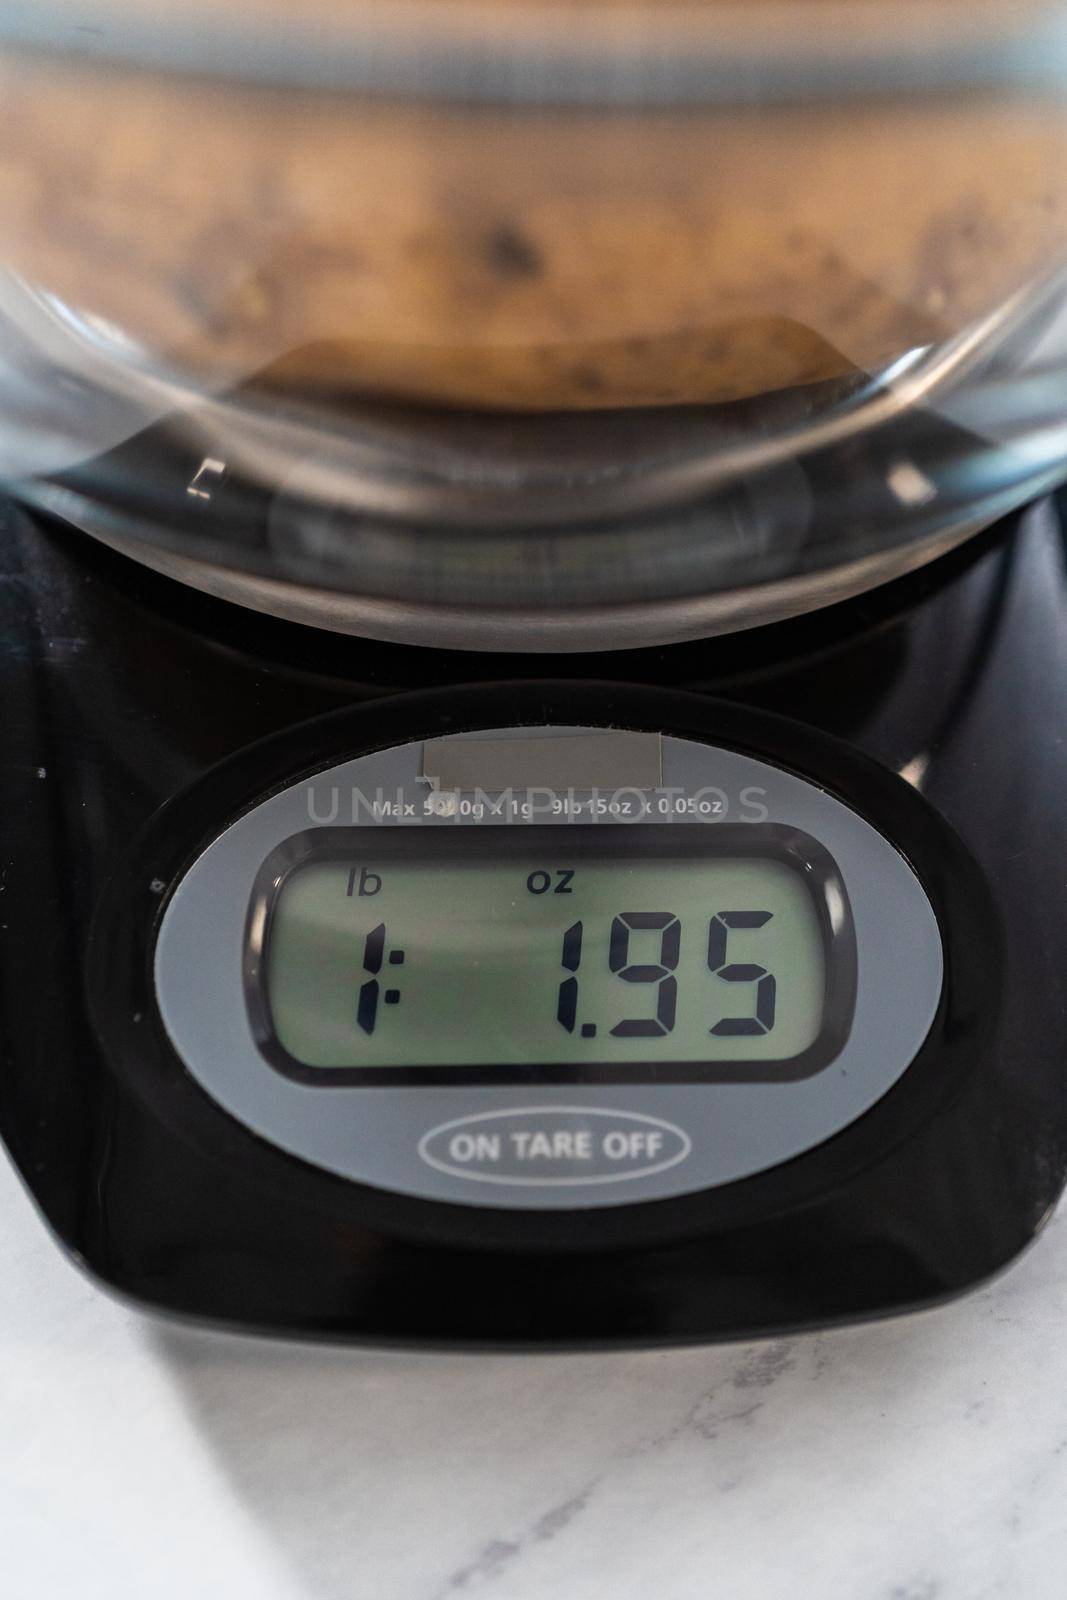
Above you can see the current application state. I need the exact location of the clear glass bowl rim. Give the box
[5,0,1067,108]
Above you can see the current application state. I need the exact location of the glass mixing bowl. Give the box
[5,0,1067,648]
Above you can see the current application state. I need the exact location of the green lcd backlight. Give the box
[264,845,826,1070]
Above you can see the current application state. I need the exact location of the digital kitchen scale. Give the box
[1,495,1065,1347]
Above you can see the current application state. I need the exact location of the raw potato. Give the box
[1,48,1066,409]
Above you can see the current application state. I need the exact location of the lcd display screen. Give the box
[248,825,851,1079]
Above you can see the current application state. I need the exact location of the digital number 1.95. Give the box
[556,913,776,1040]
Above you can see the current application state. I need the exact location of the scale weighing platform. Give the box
[1,500,1065,1346]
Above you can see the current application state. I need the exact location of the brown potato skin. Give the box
[2,54,1066,409]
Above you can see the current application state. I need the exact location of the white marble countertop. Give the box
[3,1140,1067,1600]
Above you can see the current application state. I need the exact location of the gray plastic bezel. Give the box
[154,725,943,1210]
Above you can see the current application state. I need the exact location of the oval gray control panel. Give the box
[154,725,944,1210]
